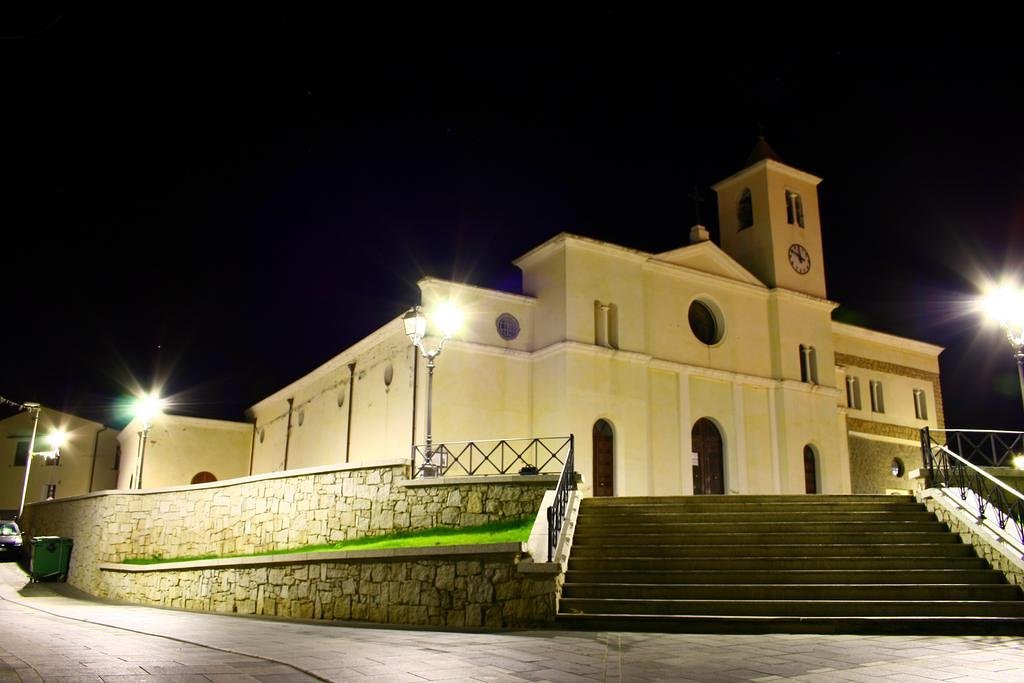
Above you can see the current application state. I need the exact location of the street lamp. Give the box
[404,301,463,476]
[981,281,1024,414]
[132,391,165,489]
[17,419,67,520]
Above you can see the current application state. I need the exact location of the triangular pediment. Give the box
[652,240,765,287]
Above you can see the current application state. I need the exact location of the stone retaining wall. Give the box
[19,460,556,600]
[98,545,558,628]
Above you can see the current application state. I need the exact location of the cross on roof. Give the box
[687,185,705,225]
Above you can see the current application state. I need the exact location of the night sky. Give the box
[2,4,1023,431]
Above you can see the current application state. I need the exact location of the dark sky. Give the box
[2,3,1023,431]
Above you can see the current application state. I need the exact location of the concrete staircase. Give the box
[557,495,1024,634]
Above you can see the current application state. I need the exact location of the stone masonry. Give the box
[19,461,555,602]
[99,549,558,628]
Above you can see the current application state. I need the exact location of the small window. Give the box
[891,458,905,477]
[259,428,266,443]
[846,376,862,410]
[913,389,928,420]
[383,364,394,387]
[594,301,619,349]
[799,345,818,384]
[688,300,722,345]
[297,409,305,427]
[13,441,29,467]
[113,445,121,470]
[496,313,521,341]
[786,190,805,228]
[870,380,885,413]
[191,471,217,485]
[337,388,346,408]
[44,484,56,500]
[737,188,753,230]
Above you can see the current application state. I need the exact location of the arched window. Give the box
[786,190,805,227]
[737,188,753,230]
[592,420,614,497]
[803,445,818,494]
[799,345,818,384]
[691,418,724,495]
[191,471,217,485]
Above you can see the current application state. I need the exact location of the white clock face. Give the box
[788,244,811,274]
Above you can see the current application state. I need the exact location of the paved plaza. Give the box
[1,563,1023,682]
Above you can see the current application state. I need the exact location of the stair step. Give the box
[563,569,1008,585]
[580,502,925,513]
[570,543,978,558]
[557,598,1024,618]
[574,521,948,535]
[572,531,959,546]
[560,583,1023,601]
[583,495,916,504]
[554,614,1024,635]
[567,556,991,571]
[561,493,1023,634]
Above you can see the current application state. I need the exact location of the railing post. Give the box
[921,426,932,475]
[546,505,555,563]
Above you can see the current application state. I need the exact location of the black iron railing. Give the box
[546,434,576,562]
[926,428,1024,468]
[921,427,1024,550]
[411,436,572,479]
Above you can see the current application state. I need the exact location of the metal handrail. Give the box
[921,427,1024,549]
[925,428,1024,468]
[547,434,576,562]
[411,436,572,479]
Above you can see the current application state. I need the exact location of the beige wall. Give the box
[117,414,252,490]
[0,408,118,514]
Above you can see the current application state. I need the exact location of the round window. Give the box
[688,300,721,345]
[383,364,394,387]
[496,313,520,341]
[891,458,905,477]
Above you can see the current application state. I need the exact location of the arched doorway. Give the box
[191,471,217,485]
[691,418,724,495]
[803,445,818,494]
[592,419,614,497]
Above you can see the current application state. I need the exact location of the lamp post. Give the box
[404,302,463,476]
[982,282,1024,414]
[16,402,41,521]
[17,424,67,520]
[132,392,165,489]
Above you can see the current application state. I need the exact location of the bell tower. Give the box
[711,139,827,299]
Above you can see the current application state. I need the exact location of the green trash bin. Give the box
[30,536,73,582]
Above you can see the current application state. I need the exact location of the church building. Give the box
[241,142,943,497]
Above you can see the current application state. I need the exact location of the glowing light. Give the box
[981,280,1024,342]
[433,300,464,338]
[46,429,67,450]
[1013,454,1024,471]
[134,392,166,425]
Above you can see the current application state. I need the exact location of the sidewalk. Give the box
[1,562,1023,682]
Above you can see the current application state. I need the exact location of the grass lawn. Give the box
[123,517,534,565]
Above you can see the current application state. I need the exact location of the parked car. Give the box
[0,520,24,560]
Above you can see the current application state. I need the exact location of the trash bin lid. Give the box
[31,536,62,542]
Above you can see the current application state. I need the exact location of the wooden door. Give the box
[803,446,817,494]
[691,418,724,495]
[593,420,614,497]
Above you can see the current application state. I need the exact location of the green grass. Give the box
[122,517,534,565]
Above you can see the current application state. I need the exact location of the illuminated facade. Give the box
[243,146,944,496]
